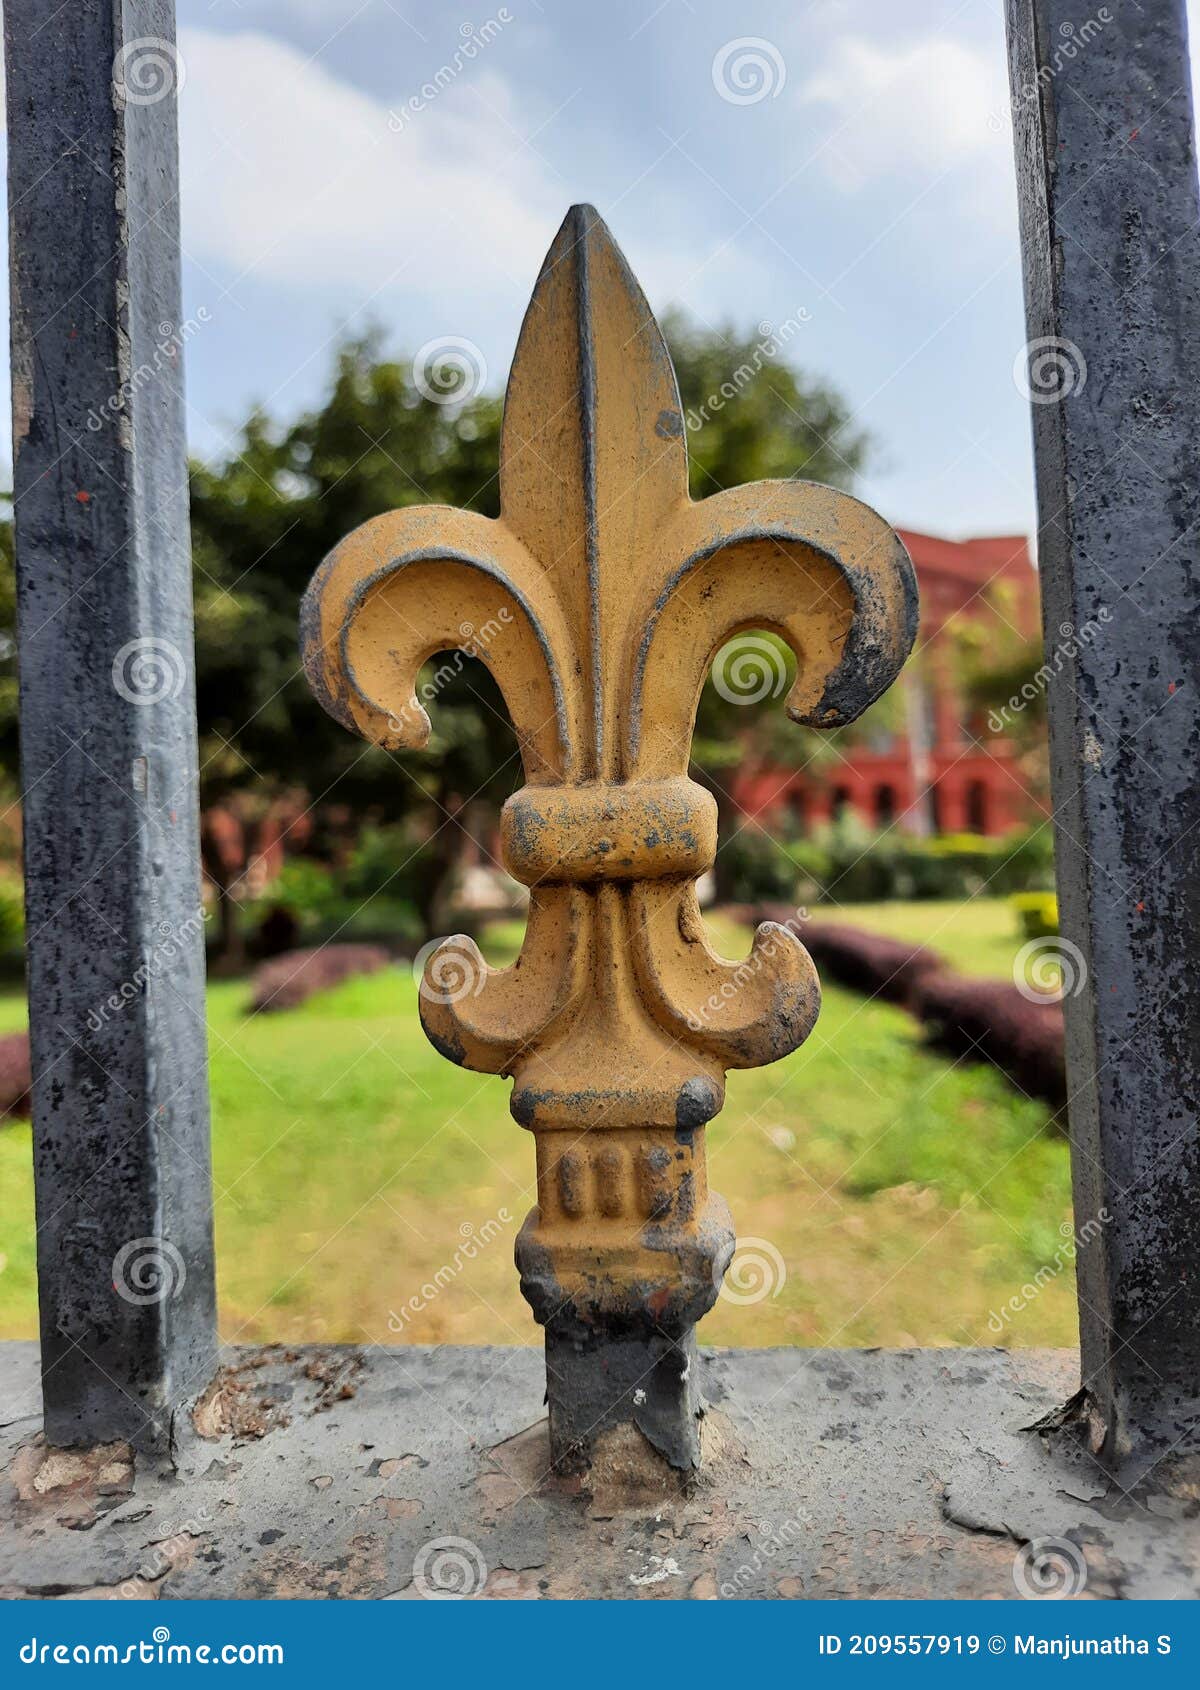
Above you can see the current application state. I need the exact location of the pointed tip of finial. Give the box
[561,202,606,243]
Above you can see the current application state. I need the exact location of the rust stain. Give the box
[302,1350,365,1411]
[9,1435,134,1531]
[193,1368,291,1443]
[238,1533,385,1600]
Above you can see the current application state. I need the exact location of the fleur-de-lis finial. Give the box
[301,205,918,1475]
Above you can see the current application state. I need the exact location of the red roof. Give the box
[895,528,1034,587]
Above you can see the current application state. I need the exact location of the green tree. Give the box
[667,312,875,893]
[188,337,513,957]
[664,309,867,498]
[0,314,875,954]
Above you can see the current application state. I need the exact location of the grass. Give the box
[0,897,1077,1352]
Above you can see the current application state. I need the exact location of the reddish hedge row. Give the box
[248,944,391,1013]
[735,904,1065,1108]
[797,923,946,1009]
[909,971,1065,1109]
[732,905,945,1007]
[0,1032,31,1120]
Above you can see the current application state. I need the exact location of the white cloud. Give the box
[246,1,388,21]
[177,27,558,302]
[798,34,1016,232]
[174,24,767,364]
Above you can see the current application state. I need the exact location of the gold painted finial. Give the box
[301,204,918,1472]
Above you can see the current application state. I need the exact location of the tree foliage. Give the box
[0,314,879,947]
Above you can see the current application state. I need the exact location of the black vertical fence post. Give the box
[1007,0,1200,1471]
[4,1,216,1448]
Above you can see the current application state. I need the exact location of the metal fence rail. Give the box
[5,0,215,1450]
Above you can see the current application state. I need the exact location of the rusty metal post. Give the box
[302,205,917,1473]
[5,2,217,1448]
[1006,0,1200,1472]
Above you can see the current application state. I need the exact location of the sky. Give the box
[1,0,1198,539]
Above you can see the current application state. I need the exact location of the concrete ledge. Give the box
[0,1344,1194,1600]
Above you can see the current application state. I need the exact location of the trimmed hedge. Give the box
[732,903,1065,1109]
[799,923,947,1009]
[722,823,1055,906]
[0,1031,31,1120]
[1012,890,1059,940]
[248,944,391,1014]
[910,972,1065,1109]
[734,904,945,1008]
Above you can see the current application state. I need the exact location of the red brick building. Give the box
[732,530,1043,838]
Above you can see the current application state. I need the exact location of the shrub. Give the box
[743,906,946,1007]
[1012,891,1059,940]
[248,828,429,946]
[0,1031,31,1119]
[737,903,1065,1110]
[341,823,438,917]
[248,944,391,1013]
[720,827,800,903]
[815,825,901,903]
[989,824,1056,894]
[256,859,343,936]
[781,822,1054,904]
[0,876,24,956]
[910,971,1065,1109]
[785,838,832,904]
[799,922,946,1008]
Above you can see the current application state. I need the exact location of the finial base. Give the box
[515,1177,734,1475]
[543,1321,704,1475]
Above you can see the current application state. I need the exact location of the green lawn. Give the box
[0,898,1076,1351]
